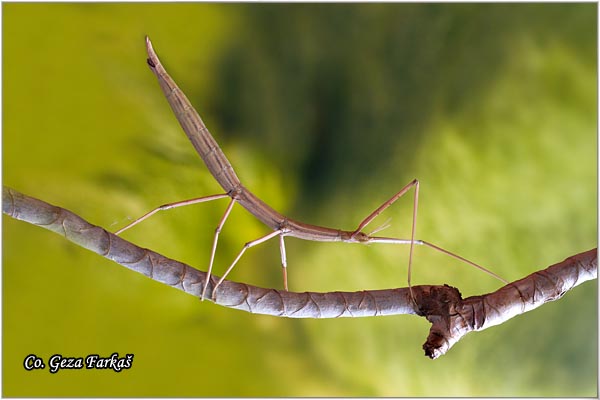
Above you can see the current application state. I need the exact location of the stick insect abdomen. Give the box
[146,39,241,194]
[236,189,355,242]
[234,187,287,230]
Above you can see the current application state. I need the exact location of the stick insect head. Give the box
[348,230,372,243]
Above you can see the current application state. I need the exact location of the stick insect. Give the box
[117,37,508,301]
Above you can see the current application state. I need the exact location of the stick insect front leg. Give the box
[351,179,420,298]
[352,179,507,301]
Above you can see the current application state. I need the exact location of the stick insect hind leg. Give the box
[114,193,238,300]
[115,193,230,235]
[201,197,236,300]
[115,192,290,300]
[211,229,287,299]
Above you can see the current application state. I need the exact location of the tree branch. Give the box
[3,186,596,358]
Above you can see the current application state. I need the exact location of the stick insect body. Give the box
[117,37,508,300]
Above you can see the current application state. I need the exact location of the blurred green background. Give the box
[3,3,597,397]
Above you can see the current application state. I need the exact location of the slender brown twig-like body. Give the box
[145,37,360,243]
[134,37,507,297]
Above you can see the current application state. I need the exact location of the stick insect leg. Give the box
[212,229,283,299]
[201,198,236,301]
[421,240,509,284]
[352,179,419,301]
[115,193,230,235]
[367,236,509,284]
[408,181,418,302]
[280,234,288,291]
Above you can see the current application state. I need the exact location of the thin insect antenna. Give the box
[422,240,509,284]
[367,218,393,236]
[116,208,162,235]
[109,218,129,228]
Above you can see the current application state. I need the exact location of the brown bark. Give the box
[3,186,596,358]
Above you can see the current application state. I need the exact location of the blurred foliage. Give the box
[3,3,597,397]
[210,4,596,206]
